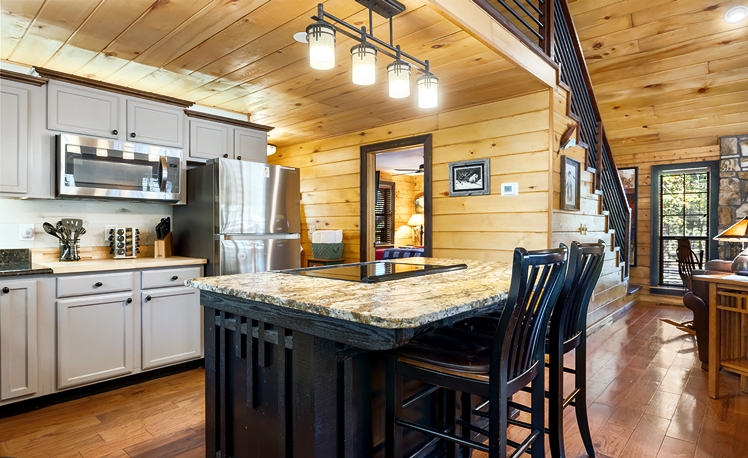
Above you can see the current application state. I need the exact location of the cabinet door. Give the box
[127,99,184,148]
[234,127,267,163]
[47,81,120,139]
[0,280,37,400]
[57,292,134,389]
[189,119,231,160]
[141,287,201,370]
[0,84,29,194]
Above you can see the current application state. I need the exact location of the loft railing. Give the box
[472,0,553,55]
[473,0,631,277]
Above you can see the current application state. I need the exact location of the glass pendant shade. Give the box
[417,74,439,108]
[351,43,377,85]
[387,60,411,98]
[306,22,336,70]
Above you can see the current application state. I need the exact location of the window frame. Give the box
[374,180,395,246]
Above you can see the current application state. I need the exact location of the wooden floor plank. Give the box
[1,302,747,458]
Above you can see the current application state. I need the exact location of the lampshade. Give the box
[306,21,336,70]
[351,43,377,85]
[266,144,277,156]
[387,60,410,98]
[407,213,424,227]
[714,216,748,242]
[417,74,438,108]
[714,216,748,275]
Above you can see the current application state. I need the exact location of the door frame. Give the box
[360,134,433,262]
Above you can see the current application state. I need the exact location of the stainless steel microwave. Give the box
[56,134,183,202]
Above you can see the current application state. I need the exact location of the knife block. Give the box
[154,232,173,259]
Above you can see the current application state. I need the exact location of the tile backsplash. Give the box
[0,198,172,250]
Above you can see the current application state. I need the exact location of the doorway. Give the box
[360,135,433,262]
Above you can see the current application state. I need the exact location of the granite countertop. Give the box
[0,249,53,277]
[187,257,513,329]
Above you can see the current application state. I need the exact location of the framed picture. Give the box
[448,159,490,196]
[618,167,638,266]
[560,155,580,211]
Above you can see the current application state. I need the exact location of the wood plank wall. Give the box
[269,90,552,265]
[567,0,748,303]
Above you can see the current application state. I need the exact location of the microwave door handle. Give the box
[159,156,168,192]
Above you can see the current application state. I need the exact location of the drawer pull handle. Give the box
[145,295,152,302]
[237,155,242,160]
[126,297,133,304]
[94,282,103,287]
[2,287,9,294]
[223,153,229,158]
[112,129,118,135]
[171,275,179,281]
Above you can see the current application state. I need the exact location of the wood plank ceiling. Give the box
[0,0,545,146]
[568,0,748,158]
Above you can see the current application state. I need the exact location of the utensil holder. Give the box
[59,239,80,261]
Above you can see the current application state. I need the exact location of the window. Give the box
[651,161,718,290]
[375,181,395,245]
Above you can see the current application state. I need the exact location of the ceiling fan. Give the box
[393,163,424,176]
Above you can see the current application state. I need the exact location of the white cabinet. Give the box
[187,114,268,163]
[56,292,134,389]
[0,279,38,401]
[47,80,184,148]
[0,83,29,194]
[141,286,201,370]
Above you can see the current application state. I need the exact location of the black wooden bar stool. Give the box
[457,241,605,458]
[385,247,568,458]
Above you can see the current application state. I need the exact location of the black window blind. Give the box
[375,181,395,245]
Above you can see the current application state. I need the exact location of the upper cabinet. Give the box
[186,110,272,163]
[47,81,184,148]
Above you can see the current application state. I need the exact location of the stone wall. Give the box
[719,134,748,258]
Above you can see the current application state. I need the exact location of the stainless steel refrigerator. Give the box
[173,158,301,276]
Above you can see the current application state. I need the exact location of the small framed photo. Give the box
[560,155,580,211]
[448,159,490,197]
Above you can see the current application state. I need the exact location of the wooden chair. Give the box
[385,247,567,458]
[660,239,703,335]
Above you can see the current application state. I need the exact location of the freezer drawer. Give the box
[219,237,301,275]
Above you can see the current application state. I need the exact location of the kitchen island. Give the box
[187,257,512,458]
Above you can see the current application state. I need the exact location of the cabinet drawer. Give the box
[141,267,201,290]
[57,272,134,298]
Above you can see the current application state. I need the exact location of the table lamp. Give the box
[714,216,748,275]
[407,213,424,246]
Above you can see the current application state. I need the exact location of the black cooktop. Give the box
[282,261,467,283]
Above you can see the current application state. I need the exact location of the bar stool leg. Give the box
[385,355,403,458]
[445,389,456,458]
[531,369,546,458]
[575,338,595,457]
[548,343,566,458]
[460,392,473,458]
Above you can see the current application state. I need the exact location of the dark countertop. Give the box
[0,249,54,277]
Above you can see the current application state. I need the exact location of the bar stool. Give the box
[457,241,606,458]
[385,247,568,458]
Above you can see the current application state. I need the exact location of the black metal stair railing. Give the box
[473,0,553,55]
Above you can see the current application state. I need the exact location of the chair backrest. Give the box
[677,244,703,292]
[490,247,567,385]
[550,241,606,346]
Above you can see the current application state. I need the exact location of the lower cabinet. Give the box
[56,292,134,389]
[0,279,38,401]
[141,286,201,370]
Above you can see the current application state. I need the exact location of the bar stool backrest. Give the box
[676,245,703,292]
[490,247,567,389]
[551,241,606,346]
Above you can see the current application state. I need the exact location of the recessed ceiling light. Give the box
[725,5,748,23]
[293,32,308,43]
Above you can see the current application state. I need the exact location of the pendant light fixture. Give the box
[305,1,438,108]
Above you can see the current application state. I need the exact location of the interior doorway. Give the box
[360,135,432,262]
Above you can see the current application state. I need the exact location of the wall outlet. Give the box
[19,223,34,240]
[309,224,316,233]
[104,225,117,243]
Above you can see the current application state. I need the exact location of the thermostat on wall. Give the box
[501,182,519,196]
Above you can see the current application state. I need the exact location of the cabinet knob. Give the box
[171,275,179,281]
[223,154,229,158]
[130,132,137,138]
[126,297,133,304]
[145,295,152,302]
[1,287,9,294]
[237,156,242,160]
[112,129,118,135]
[94,282,103,287]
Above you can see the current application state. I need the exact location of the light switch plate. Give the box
[19,223,34,240]
[501,182,519,196]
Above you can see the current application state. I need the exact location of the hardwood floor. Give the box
[0,302,745,457]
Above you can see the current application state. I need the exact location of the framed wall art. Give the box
[448,159,490,197]
[618,167,638,266]
[560,155,580,211]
